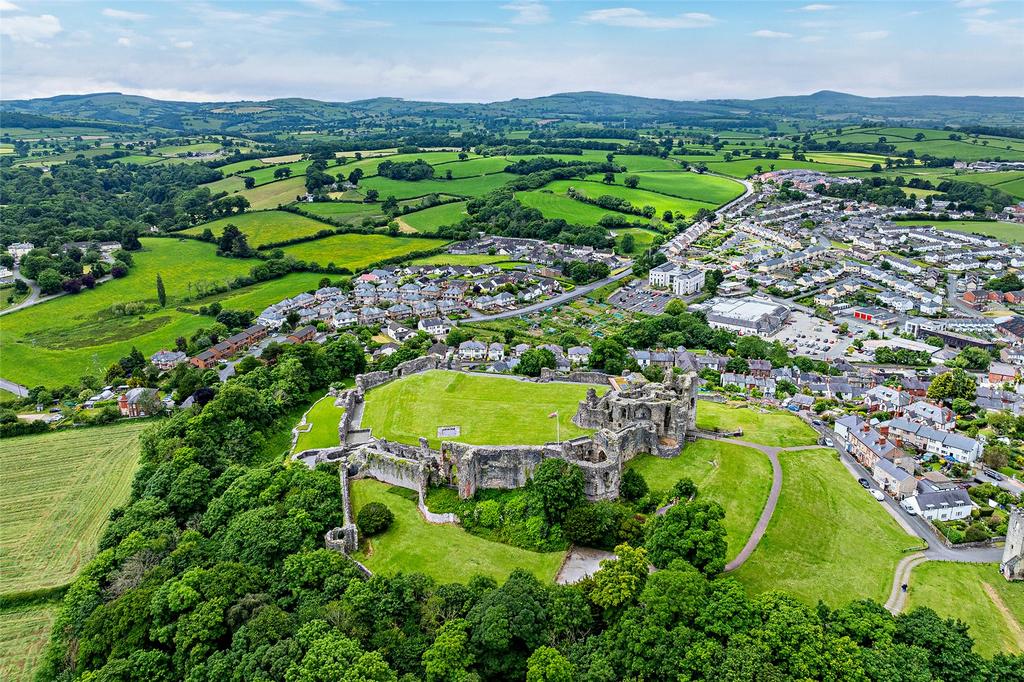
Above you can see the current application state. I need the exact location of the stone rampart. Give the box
[356,370,393,394]
[351,444,429,495]
[291,446,347,468]
[539,367,614,386]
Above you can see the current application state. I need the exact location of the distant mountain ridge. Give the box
[3,90,1022,132]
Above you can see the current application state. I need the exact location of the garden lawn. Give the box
[732,449,920,606]
[293,394,344,452]
[517,190,626,225]
[358,173,514,200]
[586,172,745,206]
[542,180,718,218]
[905,561,1024,656]
[696,401,818,447]
[180,211,333,246]
[398,202,468,233]
[0,421,148,594]
[894,219,1024,243]
[362,370,606,448]
[627,440,772,560]
[282,234,448,270]
[350,479,564,583]
[0,604,58,682]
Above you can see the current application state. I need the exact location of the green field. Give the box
[895,219,1024,243]
[611,154,686,172]
[362,371,607,448]
[696,401,818,448]
[433,157,511,178]
[701,158,862,178]
[627,440,772,560]
[351,479,564,583]
[398,201,468,233]
[300,202,381,222]
[201,175,247,195]
[358,173,514,200]
[180,210,333,246]
[905,562,1024,656]
[813,127,1024,162]
[733,449,919,606]
[153,141,222,155]
[0,604,58,682]
[241,159,317,185]
[238,176,309,210]
[109,154,162,166]
[282,233,447,270]
[293,394,344,452]
[0,238,324,386]
[542,180,718,218]
[216,158,271,176]
[0,421,148,594]
[587,171,745,205]
[612,227,659,255]
[518,190,624,225]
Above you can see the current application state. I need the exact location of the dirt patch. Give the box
[394,218,417,234]
[982,582,1024,650]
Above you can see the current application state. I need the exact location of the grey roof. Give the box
[874,457,913,482]
[915,489,972,510]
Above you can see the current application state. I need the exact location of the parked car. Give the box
[811,419,823,426]
[983,467,1005,481]
[858,478,870,488]
[870,489,885,501]
[823,437,833,447]
[901,501,918,516]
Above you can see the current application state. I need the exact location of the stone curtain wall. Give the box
[539,368,615,386]
[337,390,359,446]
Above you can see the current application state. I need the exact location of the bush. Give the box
[619,468,649,502]
[964,523,990,543]
[356,502,394,536]
[475,500,502,529]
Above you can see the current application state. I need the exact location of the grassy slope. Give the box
[281,234,448,270]
[696,401,819,447]
[0,604,58,682]
[542,179,717,217]
[358,173,514,200]
[701,158,861,178]
[586,172,745,205]
[895,219,1024,243]
[351,480,564,583]
[627,440,772,560]
[0,421,148,594]
[517,190,625,225]
[905,562,1024,657]
[733,449,919,606]
[180,211,333,246]
[399,202,468,233]
[293,395,344,452]
[238,176,308,210]
[361,371,606,448]
[612,227,659,256]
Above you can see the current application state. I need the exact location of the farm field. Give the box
[153,141,221,155]
[586,171,745,205]
[240,159,317,185]
[518,190,625,225]
[896,219,1024,243]
[433,156,511,177]
[281,233,447,270]
[814,127,1024,161]
[216,158,272,176]
[300,201,381,222]
[351,479,564,583]
[905,562,1024,656]
[802,152,894,168]
[109,154,162,165]
[0,421,148,594]
[612,227,659,255]
[0,605,58,682]
[293,394,344,452]
[542,180,718,218]
[732,449,919,606]
[358,172,514,200]
[398,201,468,233]
[201,175,247,194]
[627,440,772,560]
[238,176,308,210]
[362,370,607,448]
[611,154,686,172]
[695,401,819,447]
[701,158,862,178]
[180,210,333,246]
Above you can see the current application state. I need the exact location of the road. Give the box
[0,271,112,318]
[463,266,634,322]
[946,272,983,319]
[0,378,29,397]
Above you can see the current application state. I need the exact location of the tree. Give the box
[243,176,256,189]
[365,189,380,202]
[947,347,990,371]
[273,167,292,179]
[927,368,976,403]
[37,268,63,294]
[619,467,649,502]
[704,269,725,295]
[623,175,640,189]
[526,646,576,682]
[645,499,727,574]
[602,172,615,184]
[532,459,584,524]
[356,502,394,536]
[422,618,475,682]
[518,348,556,377]
[619,233,635,254]
[589,338,628,375]
[590,543,649,610]
[156,273,167,307]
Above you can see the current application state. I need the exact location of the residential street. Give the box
[463,266,634,322]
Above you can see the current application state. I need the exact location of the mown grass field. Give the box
[351,480,564,583]
[201,175,247,194]
[733,449,920,606]
[905,562,1024,656]
[0,421,148,594]
[517,190,622,225]
[398,201,468,233]
[238,175,308,210]
[612,227,659,255]
[300,202,381,221]
[812,126,1024,161]
[282,233,447,270]
[695,401,818,447]
[240,159,317,185]
[180,211,333,246]
[627,440,772,560]
[153,141,221,155]
[293,394,344,452]
[700,158,862,178]
[895,219,1024,243]
[0,238,323,386]
[0,604,58,682]
[216,158,271,176]
[542,179,718,218]
[362,371,606,448]
[358,173,514,200]
[587,171,745,205]
[433,157,510,178]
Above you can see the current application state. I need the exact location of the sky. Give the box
[1,0,1022,103]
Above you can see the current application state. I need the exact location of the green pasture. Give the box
[293,394,344,452]
[281,233,448,270]
[153,141,221,155]
[433,156,511,177]
[357,173,514,200]
[0,604,58,682]
[896,219,1023,243]
[517,190,624,225]
[216,158,271,176]
[238,176,308,210]
[180,210,333,246]
[586,171,745,205]
[241,159,316,185]
[612,227,659,255]
[398,201,468,233]
[701,158,862,178]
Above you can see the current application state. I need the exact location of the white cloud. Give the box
[973,7,996,15]
[501,1,550,25]
[117,36,132,46]
[102,8,148,21]
[855,30,889,40]
[955,0,995,6]
[0,1,22,11]
[580,7,717,29]
[173,40,193,49]
[299,0,348,10]
[964,16,1023,42]
[751,29,793,38]
[801,4,836,10]
[0,13,61,43]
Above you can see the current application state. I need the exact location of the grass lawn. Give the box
[0,604,58,682]
[696,401,818,447]
[894,219,1023,243]
[586,172,745,205]
[180,210,333,246]
[293,394,344,452]
[238,176,308,210]
[351,479,564,583]
[398,201,468,233]
[905,562,1024,656]
[542,179,717,218]
[362,370,607,448]
[627,440,771,560]
[110,154,162,166]
[0,421,148,594]
[732,449,920,606]
[282,233,448,270]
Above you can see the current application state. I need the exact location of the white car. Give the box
[823,437,833,447]
[870,489,885,501]
[901,502,918,516]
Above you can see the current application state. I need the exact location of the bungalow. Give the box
[902,489,973,522]
[150,349,187,371]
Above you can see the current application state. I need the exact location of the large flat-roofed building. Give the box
[697,296,790,336]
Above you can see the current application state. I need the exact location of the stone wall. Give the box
[350,443,430,495]
[337,389,359,446]
[291,445,347,468]
[539,367,614,386]
[356,370,393,393]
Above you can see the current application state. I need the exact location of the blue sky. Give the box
[1,1,1021,102]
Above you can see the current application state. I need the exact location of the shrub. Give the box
[964,523,990,543]
[356,502,394,536]
[475,500,502,529]
[619,468,649,502]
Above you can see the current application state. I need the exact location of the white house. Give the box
[150,350,187,371]
[567,346,591,366]
[417,317,451,338]
[7,242,34,264]
[332,310,358,329]
[488,342,505,361]
[903,489,973,521]
[459,340,487,361]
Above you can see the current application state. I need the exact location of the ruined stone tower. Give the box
[1002,506,1024,581]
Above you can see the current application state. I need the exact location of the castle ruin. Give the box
[1002,506,1023,581]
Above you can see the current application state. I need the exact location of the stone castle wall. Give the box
[539,368,615,386]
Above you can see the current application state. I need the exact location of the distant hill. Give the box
[3,90,1023,133]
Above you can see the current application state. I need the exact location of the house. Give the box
[190,349,219,369]
[748,359,772,378]
[359,306,386,325]
[989,362,1018,384]
[287,326,317,344]
[833,415,902,468]
[458,340,487,361]
[488,342,505,362]
[864,385,911,415]
[150,349,187,371]
[385,322,416,343]
[118,388,160,417]
[872,458,917,499]
[257,308,286,329]
[512,343,532,358]
[567,346,591,366]
[332,310,358,329]
[903,401,955,431]
[880,418,983,464]
[7,242,34,264]
[903,489,973,521]
[417,317,451,338]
